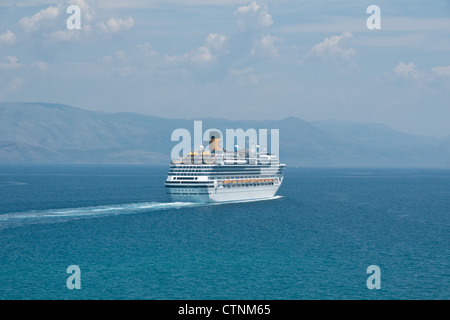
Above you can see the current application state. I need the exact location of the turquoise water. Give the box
[0,165,448,299]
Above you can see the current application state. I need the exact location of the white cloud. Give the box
[255,34,280,57]
[136,42,160,61]
[193,33,228,64]
[391,62,450,91]
[167,33,228,65]
[232,2,281,60]
[307,32,355,60]
[32,61,48,72]
[19,6,60,32]
[98,17,135,34]
[69,0,95,22]
[432,65,450,77]
[18,1,133,41]
[0,56,23,69]
[204,33,227,51]
[190,46,214,64]
[94,33,227,78]
[234,1,273,30]
[393,61,419,79]
[0,30,16,45]
[0,56,47,73]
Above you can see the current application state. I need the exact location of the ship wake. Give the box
[0,196,283,230]
[0,201,199,230]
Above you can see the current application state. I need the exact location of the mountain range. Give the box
[1,102,449,168]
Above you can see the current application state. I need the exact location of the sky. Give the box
[0,0,450,138]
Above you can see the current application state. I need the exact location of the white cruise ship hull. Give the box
[167,184,281,203]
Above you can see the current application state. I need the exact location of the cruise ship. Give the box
[165,133,285,203]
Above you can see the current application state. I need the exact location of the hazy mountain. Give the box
[310,120,445,167]
[0,102,449,167]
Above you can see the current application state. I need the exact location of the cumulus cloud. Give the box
[194,33,228,63]
[166,33,228,65]
[254,34,280,57]
[391,62,450,91]
[204,33,227,51]
[388,62,450,94]
[97,34,227,77]
[0,30,16,45]
[98,17,135,34]
[69,0,95,22]
[190,46,214,64]
[18,1,134,41]
[19,6,60,32]
[231,2,282,60]
[234,1,273,30]
[307,32,355,60]
[393,61,419,79]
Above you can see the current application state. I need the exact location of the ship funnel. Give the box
[208,131,221,153]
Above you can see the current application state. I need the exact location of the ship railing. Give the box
[171,151,280,165]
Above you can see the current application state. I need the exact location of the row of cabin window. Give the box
[225,183,273,188]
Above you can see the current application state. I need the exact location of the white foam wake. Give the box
[0,201,198,228]
[0,196,283,229]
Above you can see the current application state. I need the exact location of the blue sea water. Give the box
[0,164,448,300]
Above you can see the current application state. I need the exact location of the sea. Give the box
[0,164,448,300]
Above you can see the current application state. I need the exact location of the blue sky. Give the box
[1,0,450,137]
